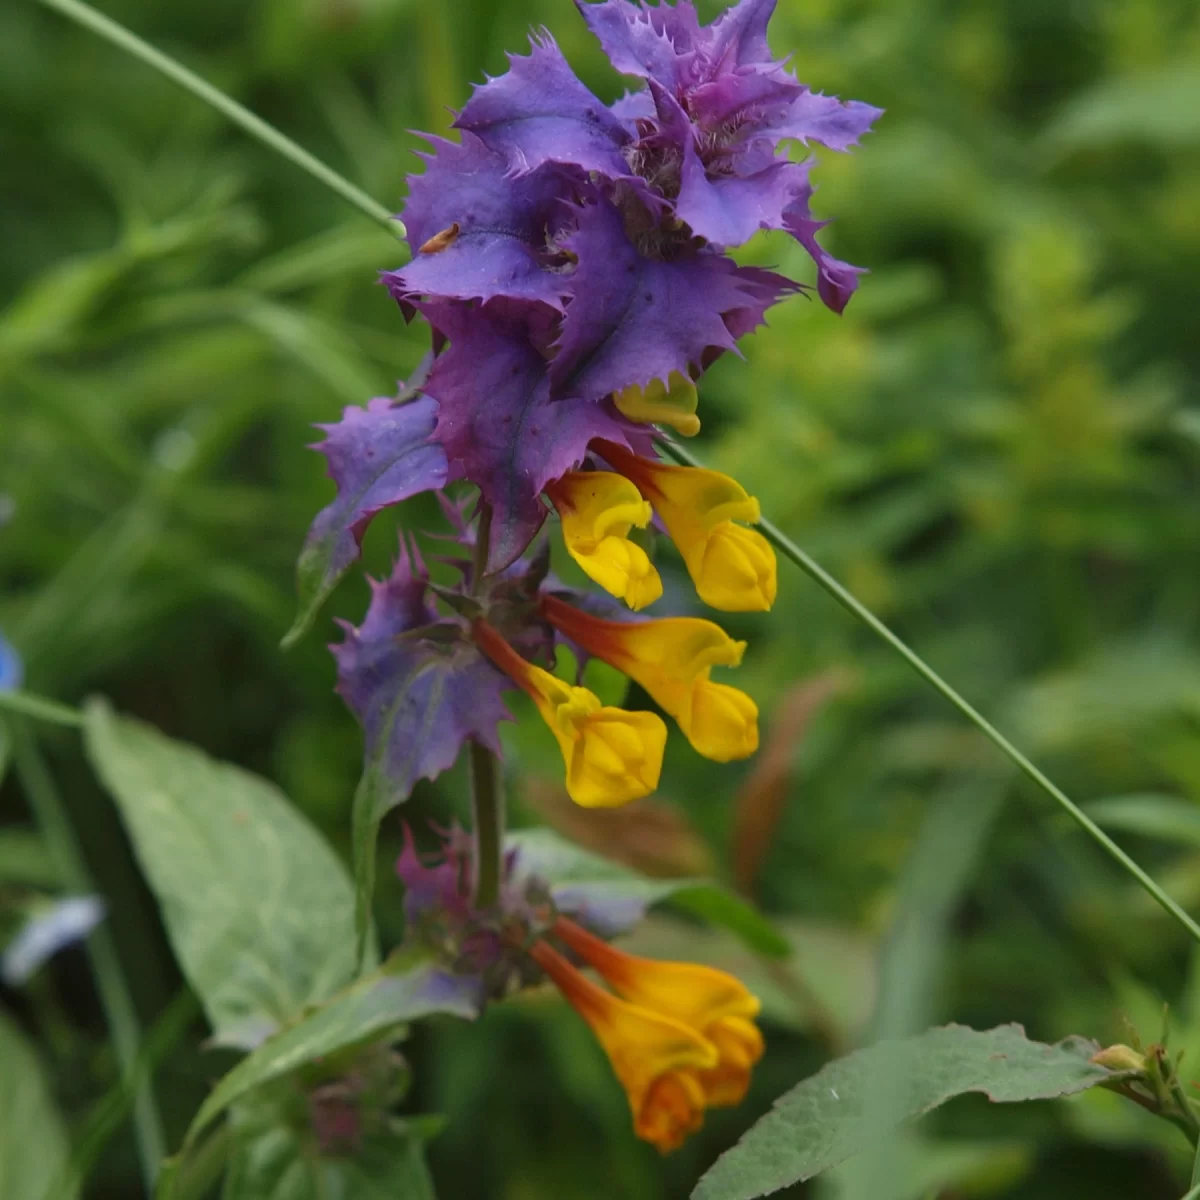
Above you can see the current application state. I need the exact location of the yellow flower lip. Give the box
[546,471,663,611]
[473,620,666,807]
[591,442,778,613]
[535,918,765,1151]
[541,596,760,763]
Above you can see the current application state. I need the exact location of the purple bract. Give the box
[380,0,879,571]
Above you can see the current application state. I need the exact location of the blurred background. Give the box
[2,0,1200,1196]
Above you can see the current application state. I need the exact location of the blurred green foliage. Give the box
[2,0,1200,1196]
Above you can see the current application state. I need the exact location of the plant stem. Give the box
[35,0,404,241]
[658,436,1200,947]
[9,722,166,1195]
[468,500,504,907]
[468,740,504,908]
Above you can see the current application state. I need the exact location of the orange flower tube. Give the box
[531,939,717,1151]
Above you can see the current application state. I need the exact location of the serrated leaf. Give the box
[0,1012,78,1200]
[83,700,362,1046]
[179,953,477,1156]
[692,1024,1124,1200]
[509,828,789,957]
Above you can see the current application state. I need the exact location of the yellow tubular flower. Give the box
[531,939,718,1151]
[554,917,764,1108]
[473,622,666,808]
[596,442,777,612]
[614,371,702,437]
[545,471,663,611]
[542,595,759,762]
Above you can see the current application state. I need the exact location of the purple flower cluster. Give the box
[377,0,878,569]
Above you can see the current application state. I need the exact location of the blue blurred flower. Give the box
[0,630,22,692]
[2,896,107,985]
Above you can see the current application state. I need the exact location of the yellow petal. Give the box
[551,918,765,1117]
[473,621,666,807]
[697,1016,765,1107]
[595,444,777,613]
[532,940,717,1150]
[541,597,759,762]
[547,471,662,609]
[614,372,702,437]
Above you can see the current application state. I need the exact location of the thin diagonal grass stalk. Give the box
[36,0,404,240]
[658,437,1200,944]
[37,0,1200,949]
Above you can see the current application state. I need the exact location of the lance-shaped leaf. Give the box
[284,393,447,648]
[455,32,631,178]
[508,827,788,956]
[550,198,753,402]
[692,1024,1130,1200]
[84,701,360,1049]
[385,133,575,311]
[423,298,634,571]
[333,541,513,957]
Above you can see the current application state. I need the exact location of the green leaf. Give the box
[0,1012,78,1200]
[222,1117,437,1200]
[83,700,362,1047]
[1084,793,1200,849]
[691,1024,1124,1200]
[508,828,789,957]
[182,952,477,1152]
[1043,62,1200,154]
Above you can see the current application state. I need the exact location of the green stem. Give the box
[658,436,1200,946]
[1183,1187,1200,1200]
[0,689,83,728]
[9,723,166,1194]
[35,0,403,241]
[468,740,504,908]
[468,500,504,907]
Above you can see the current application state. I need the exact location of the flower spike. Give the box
[531,938,717,1151]
[542,595,759,761]
[593,442,777,612]
[474,620,666,807]
[546,471,663,611]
